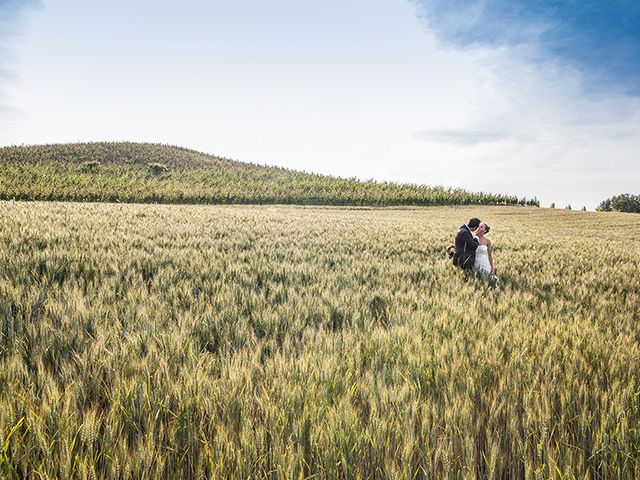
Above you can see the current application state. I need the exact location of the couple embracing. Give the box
[452,217,495,276]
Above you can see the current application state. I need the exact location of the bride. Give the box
[473,223,495,275]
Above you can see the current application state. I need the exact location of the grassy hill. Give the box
[0,142,538,206]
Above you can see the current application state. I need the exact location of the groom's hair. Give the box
[468,218,481,229]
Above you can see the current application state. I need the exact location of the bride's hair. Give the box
[481,223,491,233]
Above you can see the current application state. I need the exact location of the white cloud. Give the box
[414,128,513,145]
[0,1,40,124]
[409,39,640,208]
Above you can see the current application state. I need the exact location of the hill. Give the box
[0,142,538,206]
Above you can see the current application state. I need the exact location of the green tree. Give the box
[596,194,640,213]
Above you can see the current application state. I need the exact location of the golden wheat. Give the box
[0,201,638,479]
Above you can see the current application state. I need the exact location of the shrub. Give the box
[80,160,100,173]
[148,163,169,175]
[596,194,640,213]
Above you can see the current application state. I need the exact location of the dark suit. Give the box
[453,224,479,270]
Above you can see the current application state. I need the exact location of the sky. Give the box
[1,0,639,209]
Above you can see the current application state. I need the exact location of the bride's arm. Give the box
[488,240,495,273]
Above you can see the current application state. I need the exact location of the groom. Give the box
[453,218,480,270]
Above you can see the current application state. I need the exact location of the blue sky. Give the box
[1,0,639,209]
[415,0,640,95]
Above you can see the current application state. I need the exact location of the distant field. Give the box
[1,202,638,479]
[0,142,538,207]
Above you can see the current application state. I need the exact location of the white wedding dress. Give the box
[473,244,492,275]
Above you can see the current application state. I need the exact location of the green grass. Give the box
[0,142,538,206]
[0,201,638,479]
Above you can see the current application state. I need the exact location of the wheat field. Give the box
[0,201,638,479]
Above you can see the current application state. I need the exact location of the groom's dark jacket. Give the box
[453,224,479,270]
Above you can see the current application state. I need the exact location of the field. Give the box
[0,143,538,207]
[1,201,638,479]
